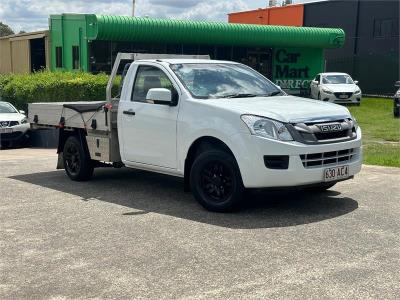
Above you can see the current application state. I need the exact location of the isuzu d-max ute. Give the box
[29,54,362,212]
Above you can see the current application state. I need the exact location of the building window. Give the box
[373,18,399,38]
[72,46,80,69]
[55,47,63,68]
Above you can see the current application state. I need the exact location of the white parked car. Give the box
[0,101,30,148]
[29,54,362,212]
[310,73,362,105]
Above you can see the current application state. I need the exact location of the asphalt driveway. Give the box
[1,148,399,299]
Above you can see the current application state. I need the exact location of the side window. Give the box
[131,66,175,103]
[72,46,80,70]
[55,47,63,68]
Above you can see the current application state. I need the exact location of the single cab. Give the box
[29,53,363,212]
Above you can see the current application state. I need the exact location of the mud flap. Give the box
[57,153,64,169]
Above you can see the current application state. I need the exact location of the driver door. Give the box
[119,65,179,169]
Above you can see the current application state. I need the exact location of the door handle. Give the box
[123,110,136,116]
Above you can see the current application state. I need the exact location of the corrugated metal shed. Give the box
[0,30,50,74]
[85,15,345,49]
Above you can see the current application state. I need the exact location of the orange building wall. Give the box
[228,4,304,27]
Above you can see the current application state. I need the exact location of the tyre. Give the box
[394,106,400,118]
[190,150,244,212]
[305,182,336,192]
[63,135,94,181]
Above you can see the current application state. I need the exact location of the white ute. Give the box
[29,53,363,212]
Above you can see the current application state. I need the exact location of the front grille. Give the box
[334,92,353,99]
[314,130,349,140]
[290,118,356,144]
[0,121,19,127]
[300,148,357,168]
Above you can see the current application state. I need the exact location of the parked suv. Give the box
[310,73,362,105]
[0,102,30,148]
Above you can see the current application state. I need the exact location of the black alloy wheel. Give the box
[200,161,233,203]
[63,135,94,181]
[64,141,81,176]
[190,150,244,212]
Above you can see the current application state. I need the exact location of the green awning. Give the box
[86,14,345,49]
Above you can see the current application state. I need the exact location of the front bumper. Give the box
[231,128,363,188]
[0,123,30,142]
[321,91,361,104]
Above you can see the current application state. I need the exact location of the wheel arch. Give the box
[57,128,89,169]
[57,128,88,154]
[183,136,236,191]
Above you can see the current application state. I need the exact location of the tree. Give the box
[0,21,14,37]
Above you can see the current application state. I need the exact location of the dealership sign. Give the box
[273,48,324,93]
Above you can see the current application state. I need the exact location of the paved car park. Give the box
[1,148,400,299]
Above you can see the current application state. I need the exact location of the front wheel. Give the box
[190,150,244,212]
[63,135,94,181]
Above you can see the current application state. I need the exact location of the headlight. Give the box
[20,118,28,124]
[355,89,361,95]
[322,88,333,94]
[395,90,400,97]
[241,115,293,141]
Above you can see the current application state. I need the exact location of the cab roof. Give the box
[137,59,239,65]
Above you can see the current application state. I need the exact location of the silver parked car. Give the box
[310,72,362,106]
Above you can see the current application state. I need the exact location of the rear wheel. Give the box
[394,105,400,118]
[63,135,94,181]
[190,150,244,212]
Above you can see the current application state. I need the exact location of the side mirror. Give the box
[311,80,319,85]
[354,80,359,85]
[19,110,26,115]
[146,88,172,105]
[395,81,400,87]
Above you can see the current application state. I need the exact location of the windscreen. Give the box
[170,63,282,99]
[0,102,17,113]
[322,75,354,84]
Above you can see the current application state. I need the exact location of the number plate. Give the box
[324,165,349,182]
[339,94,348,99]
[0,128,13,134]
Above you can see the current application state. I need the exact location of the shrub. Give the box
[0,71,119,111]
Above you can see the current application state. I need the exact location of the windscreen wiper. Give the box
[268,91,283,96]
[220,93,259,98]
